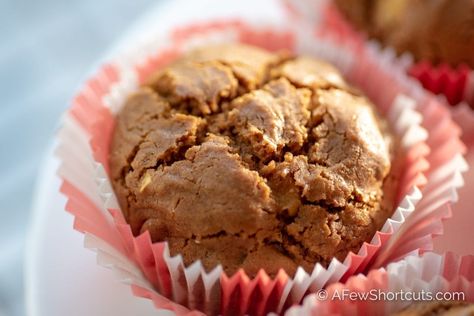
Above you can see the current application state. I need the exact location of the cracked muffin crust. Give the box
[109,44,396,277]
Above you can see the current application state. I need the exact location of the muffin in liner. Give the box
[57,18,466,315]
[308,0,474,147]
[286,252,474,316]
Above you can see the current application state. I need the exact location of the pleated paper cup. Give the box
[286,252,474,316]
[57,17,466,316]
[308,0,474,148]
[408,63,474,148]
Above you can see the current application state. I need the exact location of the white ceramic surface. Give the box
[24,1,288,315]
[24,1,474,315]
[25,144,165,315]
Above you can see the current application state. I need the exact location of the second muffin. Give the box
[334,0,474,68]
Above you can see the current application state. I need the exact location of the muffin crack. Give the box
[109,44,395,278]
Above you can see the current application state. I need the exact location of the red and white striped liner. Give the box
[304,0,474,147]
[56,18,466,315]
[285,252,474,316]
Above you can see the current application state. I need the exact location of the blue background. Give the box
[0,1,160,314]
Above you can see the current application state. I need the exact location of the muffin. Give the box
[393,301,474,316]
[334,0,474,68]
[109,44,395,278]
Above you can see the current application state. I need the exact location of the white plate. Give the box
[24,1,289,315]
[24,1,474,314]
[25,148,474,316]
[25,143,165,315]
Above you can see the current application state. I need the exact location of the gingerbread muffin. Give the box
[109,44,395,277]
[334,0,474,68]
[393,301,474,316]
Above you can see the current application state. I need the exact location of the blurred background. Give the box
[0,1,161,315]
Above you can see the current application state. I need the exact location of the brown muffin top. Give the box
[335,0,474,68]
[393,301,474,316]
[109,44,394,277]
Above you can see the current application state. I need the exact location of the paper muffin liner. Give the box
[56,18,466,315]
[285,252,474,316]
[407,64,474,148]
[308,0,474,148]
[408,63,472,107]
